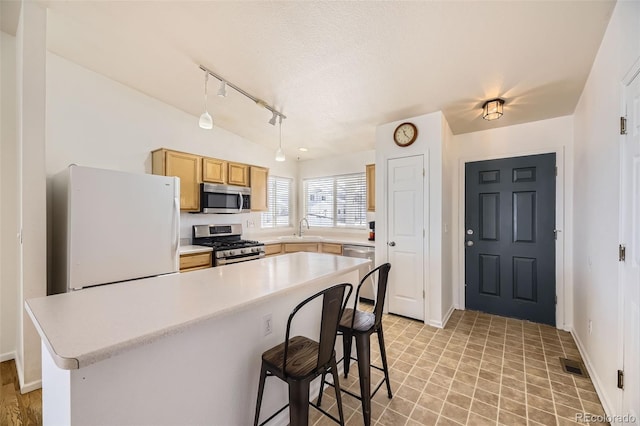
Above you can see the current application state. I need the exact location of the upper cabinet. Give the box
[366,163,375,212]
[228,162,250,187]
[202,157,227,184]
[250,166,269,211]
[151,148,268,213]
[152,149,201,211]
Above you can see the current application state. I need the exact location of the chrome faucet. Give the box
[298,217,310,237]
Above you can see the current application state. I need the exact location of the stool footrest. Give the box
[321,375,389,401]
[309,402,342,424]
[257,403,289,426]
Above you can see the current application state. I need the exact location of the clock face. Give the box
[394,122,418,147]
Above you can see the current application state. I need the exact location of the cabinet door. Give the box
[264,244,282,257]
[321,243,343,255]
[179,252,212,271]
[366,164,375,212]
[250,166,269,211]
[203,157,227,184]
[153,150,201,211]
[228,162,249,186]
[284,243,319,253]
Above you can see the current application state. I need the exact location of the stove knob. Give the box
[241,249,246,254]
[225,251,231,257]
[252,247,259,253]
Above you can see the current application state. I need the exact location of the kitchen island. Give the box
[26,252,369,425]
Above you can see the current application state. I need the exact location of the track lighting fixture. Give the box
[268,111,278,126]
[217,81,227,98]
[275,116,285,162]
[198,72,213,130]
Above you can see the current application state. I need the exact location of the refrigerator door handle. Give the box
[173,196,180,265]
[238,192,243,213]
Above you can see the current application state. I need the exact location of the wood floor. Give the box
[0,360,42,426]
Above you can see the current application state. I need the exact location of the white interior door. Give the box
[621,71,640,424]
[387,155,424,321]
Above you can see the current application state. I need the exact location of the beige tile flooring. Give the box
[309,309,608,426]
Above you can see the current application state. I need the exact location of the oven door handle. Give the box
[238,192,243,213]
[217,253,264,266]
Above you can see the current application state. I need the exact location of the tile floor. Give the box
[309,309,608,426]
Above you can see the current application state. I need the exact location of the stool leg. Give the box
[355,333,371,426]
[330,358,346,426]
[288,379,310,426]
[342,331,353,378]
[254,363,268,426]
[316,371,327,407]
[377,326,393,398]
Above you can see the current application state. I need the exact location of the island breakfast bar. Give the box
[26,252,370,425]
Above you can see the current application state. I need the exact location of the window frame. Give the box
[303,172,367,229]
[261,175,293,229]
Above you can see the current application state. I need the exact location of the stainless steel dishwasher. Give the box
[342,244,376,301]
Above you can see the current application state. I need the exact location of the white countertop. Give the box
[26,253,369,370]
[260,235,375,247]
[178,245,213,255]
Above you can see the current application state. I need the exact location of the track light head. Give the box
[217,81,227,98]
[268,111,278,126]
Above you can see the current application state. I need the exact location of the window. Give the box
[304,173,367,228]
[261,176,292,228]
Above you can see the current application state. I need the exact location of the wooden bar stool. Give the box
[253,283,353,426]
[317,263,392,426]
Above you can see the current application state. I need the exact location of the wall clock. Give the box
[393,122,418,147]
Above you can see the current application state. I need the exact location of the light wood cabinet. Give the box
[152,149,202,211]
[228,162,249,187]
[179,252,212,272]
[250,166,269,212]
[320,243,343,255]
[265,244,283,257]
[284,243,319,253]
[366,164,375,212]
[202,157,227,184]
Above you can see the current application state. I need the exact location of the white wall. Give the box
[450,115,574,331]
[296,149,375,237]
[16,1,47,391]
[46,53,298,241]
[572,0,640,417]
[375,111,447,326]
[1,31,18,361]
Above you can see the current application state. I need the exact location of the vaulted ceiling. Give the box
[22,1,617,158]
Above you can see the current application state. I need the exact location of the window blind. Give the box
[304,173,366,228]
[261,176,292,228]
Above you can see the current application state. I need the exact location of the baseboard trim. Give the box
[0,351,16,362]
[569,328,616,419]
[20,379,42,394]
[429,305,456,329]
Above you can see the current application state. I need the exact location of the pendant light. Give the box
[275,116,285,162]
[217,80,227,98]
[198,72,213,129]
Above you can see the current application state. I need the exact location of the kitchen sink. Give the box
[277,235,324,241]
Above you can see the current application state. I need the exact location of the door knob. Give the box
[466,240,474,247]
[388,241,396,247]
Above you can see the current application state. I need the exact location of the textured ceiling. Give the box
[40,1,614,160]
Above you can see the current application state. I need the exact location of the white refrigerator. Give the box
[51,165,180,293]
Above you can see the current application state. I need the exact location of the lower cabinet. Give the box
[266,242,344,256]
[179,252,212,272]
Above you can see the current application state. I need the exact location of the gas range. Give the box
[193,224,265,266]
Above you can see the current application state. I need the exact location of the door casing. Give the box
[457,148,567,329]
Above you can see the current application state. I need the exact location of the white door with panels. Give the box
[621,70,640,424]
[387,155,425,321]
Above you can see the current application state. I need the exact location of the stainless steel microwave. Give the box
[200,183,251,213]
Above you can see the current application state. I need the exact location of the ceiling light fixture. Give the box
[275,116,285,162]
[217,80,227,98]
[268,111,278,126]
[198,72,213,129]
[198,64,286,130]
[482,98,505,121]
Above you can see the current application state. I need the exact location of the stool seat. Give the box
[262,336,320,379]
[339,308,375,332]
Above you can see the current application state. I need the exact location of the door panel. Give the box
[387,155,424,321]
[465,153,556,325]
[621,72,640,424]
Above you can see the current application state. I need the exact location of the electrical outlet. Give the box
[246,219,255,228]
[588,320,593,335]
[263,314,273,336]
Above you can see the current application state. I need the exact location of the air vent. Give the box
[559,357,589,378]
